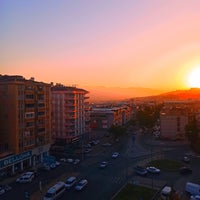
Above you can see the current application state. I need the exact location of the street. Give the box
[1,131,200,200]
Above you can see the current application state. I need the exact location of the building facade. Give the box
[160,101,191,140]
[0,75,51,175]
[90,105,132,129]
[51,84,90,144]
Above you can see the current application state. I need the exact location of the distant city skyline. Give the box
[1,0,200,91]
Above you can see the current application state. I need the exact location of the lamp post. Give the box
[39,181,42,200]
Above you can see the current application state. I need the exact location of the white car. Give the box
[190,195,200,200]
[73,159,80,165]
[60,158,67,162]
[16,172,35,183]
[0,187,5,195]
[67,158,74,163]
[99,161,108,168]
[56,161,61,166]
[102,143,112,147]
[146,166,160,174]
[183,156,190,163]
[65,176,77,189]
[75,179,88,191]
[112,152,119,158]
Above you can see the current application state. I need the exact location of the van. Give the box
[185,182,200,195]
[43,181,66,200]
[160,186,172,200]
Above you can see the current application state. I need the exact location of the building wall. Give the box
[90,105,132,129]
[51,84,89,143]
[160,114,188,139]
[0,75,51,174]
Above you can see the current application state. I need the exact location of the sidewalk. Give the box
[0,174,18,185]
[129,176,166,190]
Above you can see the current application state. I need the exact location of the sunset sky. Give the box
[1,0,200,91]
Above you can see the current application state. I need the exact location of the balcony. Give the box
[64,94,75,100]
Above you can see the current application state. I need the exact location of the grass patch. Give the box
[113,183,157,200]
[148,159,183,171]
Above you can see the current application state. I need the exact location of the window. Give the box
[25,112,35,119]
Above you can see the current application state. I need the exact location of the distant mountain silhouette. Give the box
[158,88,200,100]
[84,86,167,102]
[83,86,200,102]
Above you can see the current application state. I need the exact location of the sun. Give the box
[187,66,200,88]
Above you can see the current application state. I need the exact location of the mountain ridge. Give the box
[83,86,200,102]
[83,85,168,102]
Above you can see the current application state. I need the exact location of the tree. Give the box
[185,117,199,144]
[108,125,127,139]
[185,116,200,153]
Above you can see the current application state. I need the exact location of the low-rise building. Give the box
[90,104,132,129]
[160,100,200,140]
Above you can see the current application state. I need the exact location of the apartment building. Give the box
[51,84,90,144]
[90,105,132,129]
[0,75,51,175]
[160,101,192,140]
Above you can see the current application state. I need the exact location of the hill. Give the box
[159,88,200,100]
[133,88,200,102]
[84,86,166,102]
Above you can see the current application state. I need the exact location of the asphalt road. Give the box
[1,131,200,200]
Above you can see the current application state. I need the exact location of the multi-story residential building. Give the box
[0,75,51,175]
[160,101,191,140]
[90,105,132,129]
[51,84,90,144]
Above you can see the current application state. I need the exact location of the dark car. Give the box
[179,166,192,175]
[134,166,148,176]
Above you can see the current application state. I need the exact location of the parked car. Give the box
[134,166,148,176]
[75,179,88,191]
[112,152,119,158]
[160,186,172,200]
[0,185,12,192]
[60,158,67,162]
[50,163,57,169]
[185,182,200,195]
[190,195,200,200]
[102,143,112,147]
[65,176,77,189]
[16,172,35,183]
[56,161,61,166]
[0,187,5,195]
[67,158,74,163]
[90,140,100,146]
[146,166,160,174]
[180,166,192,175]
[73,159,80,165]
[183,156,190,163]
[99,161,108,168]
